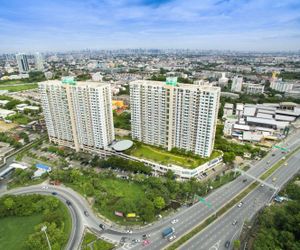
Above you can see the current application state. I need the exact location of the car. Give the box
[272,177,277,182]
[66,200,71,206]
[225,241,230,248]
[260,184,265,187]
[242,179,247,183]
[232,220,238,226]
[168,235,176,242]
[132,239,141,243]
[84,210,89,217]
[142,240,150,246]
[284,162,288,166]
[171,219,179,224]
[42,186,48,189]
[237,202,243,208]
[51,192,57,195]
[99,224,105,230]
[126,230,133,234]
[142,234,150,239]
[271,153,275,156]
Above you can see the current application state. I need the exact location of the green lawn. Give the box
[0,214,43,250]
[0,198,71,250]
[127,143,221,169]
[67,177,146,225]
[0,83,38,92]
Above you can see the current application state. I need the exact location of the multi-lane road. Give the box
[1,131,300,250]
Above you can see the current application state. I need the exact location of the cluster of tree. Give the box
[90,156,152,174]
[50,168,234,223]
[44,145,68,157]
[0,194,68,249]
[28,71,46,82]
[253,176,300,250]
[76,73,91,81]
[18,132,29,143]
[113,111,131,130]
[0,132,22,148]
[6,113,31,125]
[117,85,130,95]
[279,71,300,80]
[214,125,265,163]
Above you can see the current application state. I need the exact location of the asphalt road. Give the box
[180,145,300,250]
[1,131,300,250]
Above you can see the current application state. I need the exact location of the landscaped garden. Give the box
[126,142,222,169]
[81,232,114,250]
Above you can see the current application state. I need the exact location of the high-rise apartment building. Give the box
[39,79,115,153]
[16,53,29,73]
[35,52,44,71]
[130,80,220,157]
[231,76,243,93]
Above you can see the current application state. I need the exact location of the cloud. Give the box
[0,0,299,52]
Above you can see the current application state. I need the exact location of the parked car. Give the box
[168,235,176,242]
[84,210,89,217]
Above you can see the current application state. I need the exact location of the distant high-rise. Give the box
[231,76,243,93]
[16,53,29,73]
[130,79,220,157]
[39,79,115,153]
[35,52,44,71]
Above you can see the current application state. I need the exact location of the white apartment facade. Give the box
[231,76,243,93]
[245,83,264,94]
[270,78,294,93]
[39,80,115,153]
[130,80,220,157]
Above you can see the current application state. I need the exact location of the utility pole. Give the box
[41,225,52,250]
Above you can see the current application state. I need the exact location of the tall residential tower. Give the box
[39,79,115,153]
[130,79,220,157]
[16,53,29,73]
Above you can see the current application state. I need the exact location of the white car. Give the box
[42,186,48,189]
[168,235,176,242]
[171,219,179,224]
[126,230,133,234]
[237,202,243,208]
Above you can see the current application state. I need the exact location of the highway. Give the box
[180,144,300,250]
[1,131,300,250]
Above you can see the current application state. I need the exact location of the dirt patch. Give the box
[0,120,18,132]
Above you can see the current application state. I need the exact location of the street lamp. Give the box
[41,225,52,250]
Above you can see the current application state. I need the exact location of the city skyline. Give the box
[0,0,300,53]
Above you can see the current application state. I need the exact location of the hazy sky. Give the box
[1,0,300,52]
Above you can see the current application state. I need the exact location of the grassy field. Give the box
[0,198,71,250]
[67,178,146,224]
[81,232,114,250]
[0,214,43,250]
[127,143,221,169]
[0,83,38,92]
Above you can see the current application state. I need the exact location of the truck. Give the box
[162,227,175,238]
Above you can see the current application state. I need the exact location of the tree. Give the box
[233,240,240,250]
[153,196,165,210]
[3,197,15,210]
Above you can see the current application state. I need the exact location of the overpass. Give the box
[234,168,277,190]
